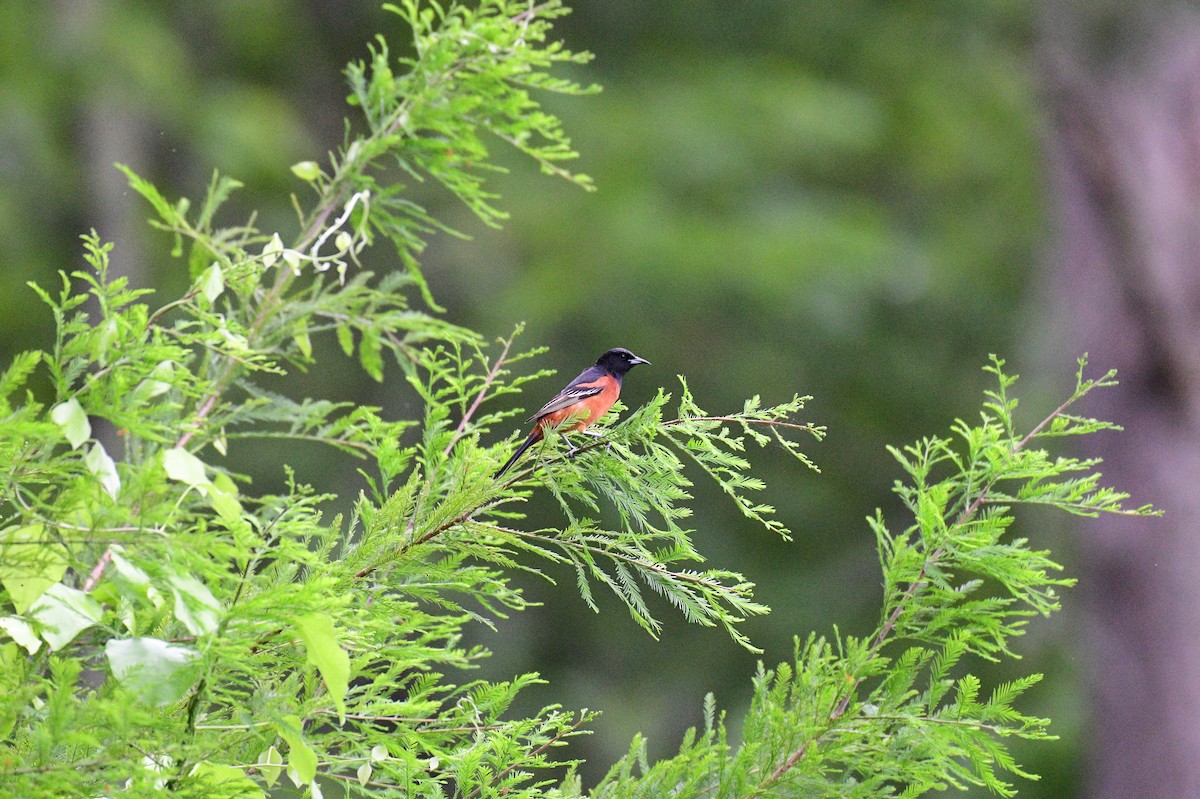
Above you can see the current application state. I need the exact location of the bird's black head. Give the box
[596,347,650,378]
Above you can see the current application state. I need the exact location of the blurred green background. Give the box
[0,1,1085,795]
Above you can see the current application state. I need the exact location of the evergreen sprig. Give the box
[577,357,1157,799]
[0,2,1155,798]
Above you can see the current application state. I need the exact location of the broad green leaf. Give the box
[258,746,284,788]
[262,233,284,267]
[294,613,350,721]
[86,441,121,499]
[91,318,119,363]
[51,398,90,449]
[188,240,216,280]
[132,360,175,403]
[282,248,302,275]
[29,583,103,651]
[0,642,22,686]
[0,524,67,613]
[188,761,264,799]
[163,448,210,488]
[109,545,151,590]
[208,471,244,524]
[357,762,372,786]
[0,616,41,655]
[168,573,222,636]
[277,716,317,787]
[199,263,225,304]
[105,637,200,706]
[290,161,321,181]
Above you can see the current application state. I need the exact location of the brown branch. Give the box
[495,412,820,487]
[443,336,516,458]
[174,393,218,449]
[82,548,113,593]
[1015,388,1083,451]
[511,1,553,26]
[401,337,516,538]
[353,496,509,579]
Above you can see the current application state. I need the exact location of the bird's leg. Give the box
[565,429,610,458]
[580,428,614,452]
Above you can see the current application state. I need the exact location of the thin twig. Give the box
[315,709,507,733]
[353,496,509,579]
[469,520,734,592]
[223,430,375,457]
[146,288,201,328]
[175,394,218,449]
[662,415,822,434]
[443,336,515,458]
[496,412,820,488]
[464,713,590,799]
[82,549,113,593]
[403,337,519,539]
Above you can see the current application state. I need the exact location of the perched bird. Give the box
[494,347,650,478]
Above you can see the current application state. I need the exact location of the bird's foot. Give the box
[582,428,613,451]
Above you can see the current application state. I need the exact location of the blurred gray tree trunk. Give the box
[57,0,152,284]
[1042,4,1200,797]
[58,0,152,457]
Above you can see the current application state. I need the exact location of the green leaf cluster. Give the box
[0,2,1153,798]
[572,357,1155,799]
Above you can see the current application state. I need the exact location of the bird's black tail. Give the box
[494,431,541,478]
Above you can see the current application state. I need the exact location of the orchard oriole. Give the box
[494,347,650,478]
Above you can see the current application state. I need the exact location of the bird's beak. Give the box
[631,355,650,366]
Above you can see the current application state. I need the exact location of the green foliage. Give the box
[0,2,1152,798]
[574,357,1153,799]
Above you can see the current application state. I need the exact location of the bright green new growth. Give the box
[0,2,1153,798]
[581,355,1152,799]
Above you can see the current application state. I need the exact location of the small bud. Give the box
[262,234,284,267]
[290,161,321,182]
[282,249,302,276]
